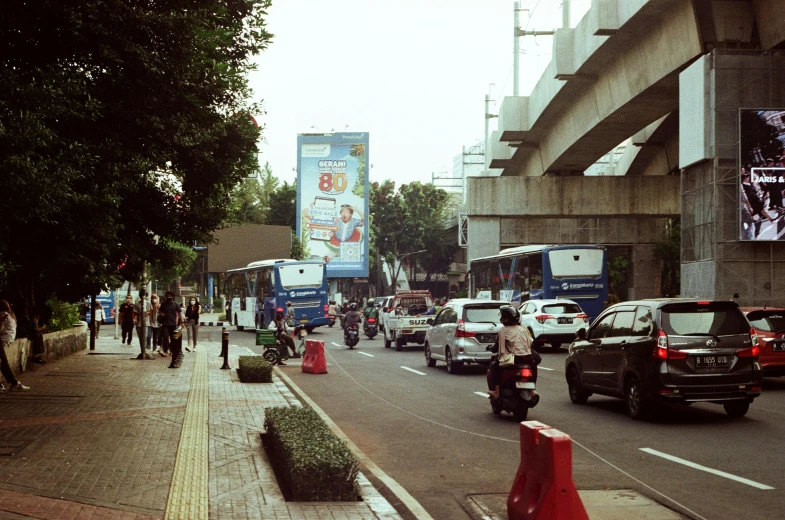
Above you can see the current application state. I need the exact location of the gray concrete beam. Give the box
[753,0,785,49]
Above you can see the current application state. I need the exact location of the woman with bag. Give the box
[0,301,30,391]
[92,301,106,338]
[184,297,201,352]
[488,305,536,401]
[147,294,162,352]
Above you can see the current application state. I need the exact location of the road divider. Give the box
[639,448,774,490]
[400,366,426,376]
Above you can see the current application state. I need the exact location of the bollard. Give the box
[221,329,231,369]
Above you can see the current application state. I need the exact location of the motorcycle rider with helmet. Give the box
[342,303,362,342]
[488,305,537,401]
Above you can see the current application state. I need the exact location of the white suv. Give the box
[519,299,588,351]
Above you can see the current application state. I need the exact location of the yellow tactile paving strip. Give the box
[165,349,209,519]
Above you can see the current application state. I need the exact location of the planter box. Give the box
[7,323,88,374]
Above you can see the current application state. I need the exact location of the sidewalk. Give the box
[0,336,400,520]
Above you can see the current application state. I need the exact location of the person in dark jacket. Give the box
[185,297,201,352]
[158,292,183,363]
[118,295,135,345]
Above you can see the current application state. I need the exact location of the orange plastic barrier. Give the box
[301,339,327,374]
[508,421,588,520]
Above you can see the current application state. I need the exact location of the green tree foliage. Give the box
[654,219,681,297]
[607,255,629,302]
[267,181,297,227]
[0,0,272,311]
[226,163,279,226]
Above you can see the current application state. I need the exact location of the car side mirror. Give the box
[576,328,587,340]
[426,318,434,325]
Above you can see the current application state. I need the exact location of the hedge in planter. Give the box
[238,355,273,383]
[264,406,359,501]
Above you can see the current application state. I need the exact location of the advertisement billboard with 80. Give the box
[296,133,369,277]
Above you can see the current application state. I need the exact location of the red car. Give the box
[742,307,785,377]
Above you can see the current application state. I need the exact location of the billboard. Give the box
[297,132,369,277]
[208,224,292,272]
[740,109,785,240]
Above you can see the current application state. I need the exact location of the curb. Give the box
[199,321,225,326]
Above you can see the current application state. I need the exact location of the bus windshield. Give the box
[278,263,324,290]
[548,248,604,279]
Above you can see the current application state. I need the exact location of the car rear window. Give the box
[661,304,748,336]
[542,304,582,314]
[464,306,504,323]
[747,311,785,333]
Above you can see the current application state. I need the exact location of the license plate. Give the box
[299,319,308,323]
[557,317,573,324]
[516,382,536,389]
[772,341,785,352]
[695,355,730,368]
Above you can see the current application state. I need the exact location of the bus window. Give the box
[278,263,324,289]
[529,254,543,289]
[473,261,492,299]
[549,248,604,279]
[497,257,514,301]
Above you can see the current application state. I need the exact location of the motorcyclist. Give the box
[328,300,339,318]
[364,304,380,331]
[274,309,300,360]
[488,305,536,401]
[343,303,362,340]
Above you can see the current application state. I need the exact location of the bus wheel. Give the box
[305,327,314,334]
[235,314,244,332]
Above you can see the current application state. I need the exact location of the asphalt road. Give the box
[205,325,785,520]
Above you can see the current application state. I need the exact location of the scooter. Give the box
[364,317,378,339]
[486,346,540,422]
[328,315,336,328]
[344,324,360,349]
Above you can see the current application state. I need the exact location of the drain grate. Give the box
[1,395,82,404]
[87,352,130,356]
[0,440,32,457]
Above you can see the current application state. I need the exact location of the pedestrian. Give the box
[134,293,151,351]
[158,291,183,366]
[285,301,295,327]
[148,294,162,352]
[185,297,201,352]
[92,301,105,338]
[118,295,135,346]
[0,300,30,391]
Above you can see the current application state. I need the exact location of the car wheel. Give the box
[567,366,590,405]
[491,398,502,415]
[395,335,404,351]
[384,334,391,348]
[625,377,647,420]
[425,343,436,367]
[513,401,529,422]
[446,348,462,374]
[723,400,750,417]
[305,327,314,334]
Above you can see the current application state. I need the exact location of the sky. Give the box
[248,0,591,187]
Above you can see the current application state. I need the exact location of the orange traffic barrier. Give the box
[508,421,588,520]
[301,339,327,374]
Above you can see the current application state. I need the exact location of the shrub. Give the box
[213,296,224,311]
[238,355,273,383]
[264,406,359,501]
[218,313,227,321]
[46,296,81,332]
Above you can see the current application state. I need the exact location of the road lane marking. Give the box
[331,342,342,347]
[474,391,490,397]
[274,368,434,520]
[400,366,426,376]
[357,351,374,357]
[639,448,774,490]
[539,367,554,371]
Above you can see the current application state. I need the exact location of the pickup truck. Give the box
[383,290,434,351]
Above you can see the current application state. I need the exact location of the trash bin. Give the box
[256,329,277,347]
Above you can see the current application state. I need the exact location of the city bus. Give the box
[225,259,329,332]
[469,245,608,322]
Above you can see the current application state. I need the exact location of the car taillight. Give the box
[750,327,759,347]
[520,368,533,379]
[697,301,710,305]
[368,318,376,323]
[737,346,760,358]
[576,313,589,323]
[324,304,329,311]
[456,320,476,338]
[535,314,554,324]
[653,330,687,360]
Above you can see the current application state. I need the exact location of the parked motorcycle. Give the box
[364,317,378,339]
[263,326,306,366]
[344,324,360,349]
[486,346,540,422]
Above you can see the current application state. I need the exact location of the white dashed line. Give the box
[640,448,775,490]
[474,391,490,397]
[331,342,342,347]
[357,351,375,357]
[539,367,554,371]
[400,366,427,376]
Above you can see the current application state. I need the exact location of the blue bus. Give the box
[225,259,329,331]
[470,245,608,322]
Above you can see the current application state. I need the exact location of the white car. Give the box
[519,299,588,351]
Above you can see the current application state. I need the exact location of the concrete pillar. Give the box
[467,217,501,263]
[628,245,661,300]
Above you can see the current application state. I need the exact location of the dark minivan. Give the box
[565,299,762,419]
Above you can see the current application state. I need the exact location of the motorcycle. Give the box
[328,315,336,328]
[363,317,378,339]
[263,326,306,365]
[344,324,360,349]
[486,345,540,422]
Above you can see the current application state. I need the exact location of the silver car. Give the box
[424,299,510,374]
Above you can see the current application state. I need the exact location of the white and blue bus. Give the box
[470,245,608,322]
[225,259,329,332]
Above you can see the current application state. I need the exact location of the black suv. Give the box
[565,299,762,419]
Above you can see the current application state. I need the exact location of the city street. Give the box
[209,324,785,520]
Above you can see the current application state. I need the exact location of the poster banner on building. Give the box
[740,109,785,241]
[297,133,369,277]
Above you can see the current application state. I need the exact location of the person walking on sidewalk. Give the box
[184,297,201,352]
[134,293,151,351]
[0,301,30,391]
[147,294,162,352]
[118,295,135,346]
[158,292,183,365]
[92,301,105,338]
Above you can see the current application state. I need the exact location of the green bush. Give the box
[264,406,359,502]
[218,313,227,321]
[213,296,224,312]
[238,355,273,383]
[46,296,81,332]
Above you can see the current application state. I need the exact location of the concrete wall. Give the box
[466,218,500,263]
[7,323,88,375]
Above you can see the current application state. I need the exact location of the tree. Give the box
[0,0,272,311]
[267,181,297,227]
[225,163,279,226]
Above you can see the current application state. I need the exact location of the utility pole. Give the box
[513,1,521,96]
[514,0,571,94]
